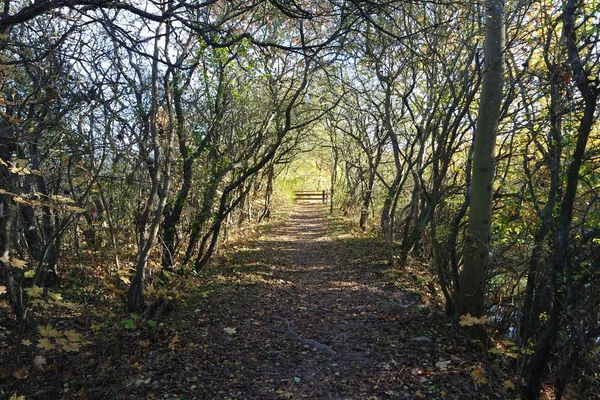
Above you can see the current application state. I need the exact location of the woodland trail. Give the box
[163,202,490,400]
[52,202,501,399]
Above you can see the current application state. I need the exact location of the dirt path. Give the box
[69,202,498,399]
[1,203,508,399]
[167,202,485,400]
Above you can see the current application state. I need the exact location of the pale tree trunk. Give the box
[457,0,505,317]
[127,14,173,311]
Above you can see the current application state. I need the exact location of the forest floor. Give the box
[1,202,517,399]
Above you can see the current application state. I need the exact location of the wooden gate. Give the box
[294,190,328,203]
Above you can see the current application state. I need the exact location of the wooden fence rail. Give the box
[294,190,328,203]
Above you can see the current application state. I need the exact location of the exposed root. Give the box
[274,316,337,356]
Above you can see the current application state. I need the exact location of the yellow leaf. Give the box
[10,258,27,269]
[459,313,492,326]
[37,338,55,350]
[65,205,85,213]
[106,284,125,295]
[14,159,28,168]
[25,285,43,298]
[168,334,179,350]
[0,256,9,263]
[21,339,33,346]
[90,323,104,331]
[48,292,63,301]
[24,270,35,278]
[0,285,6,295]
[10,167,31,175]
[224,327,236,335]
[9,395,26,400]
[61,341,80,352]
[65,330,82,342]
[471,367,487,385]
[49,194,75,204]
[39,325,61,338]
[504,379,515,391]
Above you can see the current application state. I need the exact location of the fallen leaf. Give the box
[459,313,492,326]
[33,355,46,371]
[12,368,28,379]
[21,339,33,346]
[37,338,55,350]
[40,325,62,338]
[65,330,82,342]
[504,379,516,391]
[61,341,80,352]
[471,367,487,385]
[224,327,236,335]
[10,258,27,269]
[435,360,451,370]
[0,285,6,294]
[25,285,44,298]
[168,334,179,350]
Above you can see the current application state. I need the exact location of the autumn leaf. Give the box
[49,194,75,204]
[40,325,62,338]
[224,327,236,335]
[470,367,487,385]
[168,334,179,350]
[9,395,26,400]
[435,360,451,370]
[504,379,516,391]
[25,285,44,298]
[0,285,6,295]
[459,313,492,326]
[48,292,63,301]
[65,330,82,342]
[21,339,33,346]
[61,341,80,352]
[10,258,27,268]
[65,205,86,213]
[12,368,28,379]
[33,355,47,371]
[37,338,55,350]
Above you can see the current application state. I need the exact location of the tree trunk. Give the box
[523,0,599,396]
[457,0,505,317]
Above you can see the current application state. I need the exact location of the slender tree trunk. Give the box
[259,162,274,222]
[523,0,598,396]
[457,0,505,317]
[161,85,193,269]
[127,13,173,311]
[329,146,338,215]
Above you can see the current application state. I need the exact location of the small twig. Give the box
[274,316,337,355]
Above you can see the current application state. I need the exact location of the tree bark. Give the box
[457,0,505,317]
